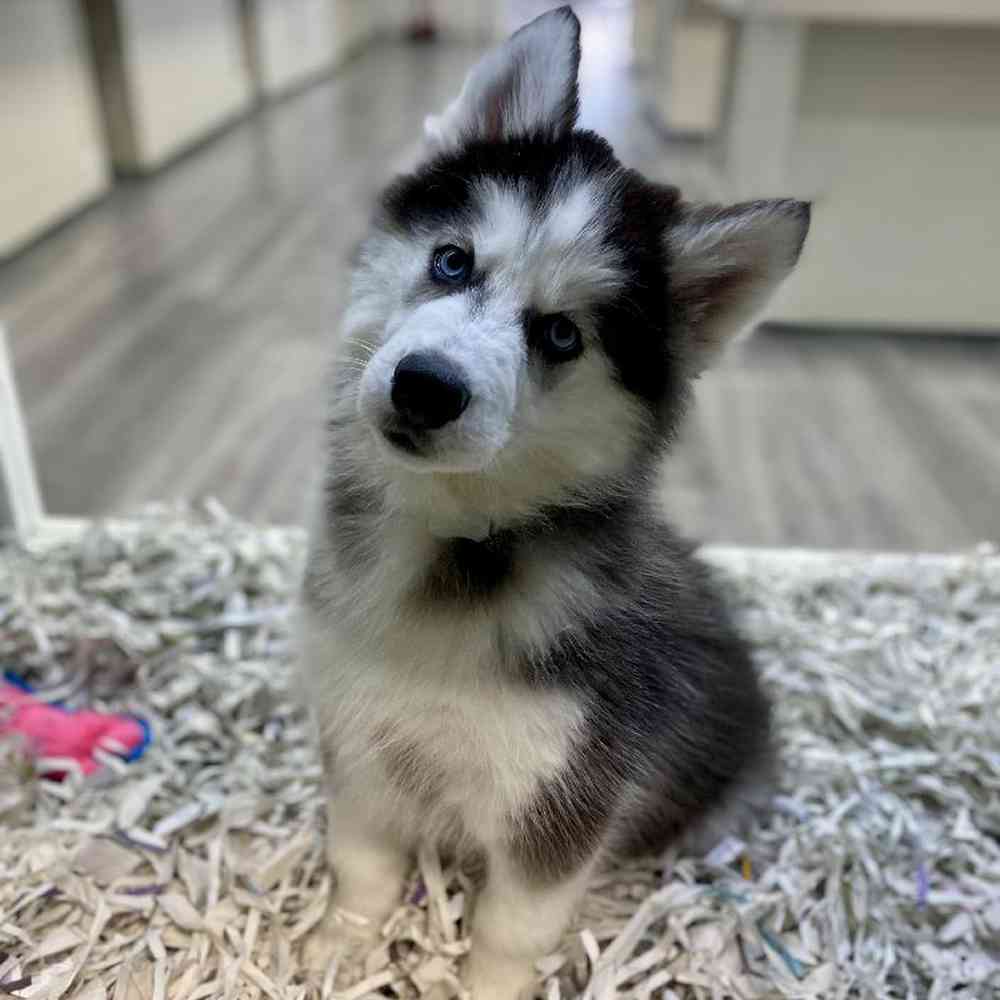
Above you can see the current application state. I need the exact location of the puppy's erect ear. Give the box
[424,6,581,151]
[668,199,810,370]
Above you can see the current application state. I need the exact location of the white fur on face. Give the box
[473,178,626,313]
[352,172,645,506]
[357,290,524,472]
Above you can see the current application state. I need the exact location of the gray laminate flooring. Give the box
[1,9,997,551]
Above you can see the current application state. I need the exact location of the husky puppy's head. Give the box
[340,6,808,531]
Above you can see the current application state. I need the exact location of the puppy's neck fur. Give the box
[362,397,655,542]
[309,413,651,647]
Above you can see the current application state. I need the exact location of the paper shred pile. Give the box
[1,506,998,1000]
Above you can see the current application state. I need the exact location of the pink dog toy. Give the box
[0,674,150,779]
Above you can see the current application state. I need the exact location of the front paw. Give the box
[301,908,381,982]
[464,948,535,1000]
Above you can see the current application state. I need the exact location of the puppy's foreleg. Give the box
[466,848,593,1000]
[327,798,410,920]
[303,786,410,976]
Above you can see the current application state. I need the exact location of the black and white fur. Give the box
[298,8,810,999]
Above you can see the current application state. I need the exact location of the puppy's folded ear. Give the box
[424,6,581,151]
[667,199,810,370]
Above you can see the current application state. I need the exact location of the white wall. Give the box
[775,23,1000,330]
[120,0,253,170]
[0,0,110,257]
[253,0,339,96]
[251,0,377,99]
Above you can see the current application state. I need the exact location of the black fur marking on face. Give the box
[382,131,619,238]
[597,174,683,410]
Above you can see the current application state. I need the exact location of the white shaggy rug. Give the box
[1,507,998,1000]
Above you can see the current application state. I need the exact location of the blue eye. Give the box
[537,315,583,361]
[432,245,473,285]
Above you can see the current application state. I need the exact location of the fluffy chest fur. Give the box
[299,536,588,848]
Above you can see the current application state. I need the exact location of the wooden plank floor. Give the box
[1,12,997,551]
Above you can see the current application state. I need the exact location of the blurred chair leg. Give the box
[0,324,45,541]
[721,14,804,199]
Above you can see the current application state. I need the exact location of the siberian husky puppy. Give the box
[298,7,809,998]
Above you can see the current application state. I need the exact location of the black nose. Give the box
[391,352,471,430]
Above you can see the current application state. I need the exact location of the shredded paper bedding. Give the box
[1,505,998,1000]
